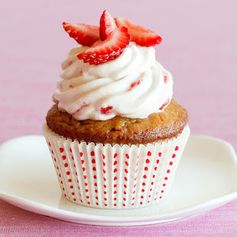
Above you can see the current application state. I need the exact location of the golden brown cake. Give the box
[46,100,188,144]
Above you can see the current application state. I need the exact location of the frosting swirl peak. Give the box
[54,42,173,120]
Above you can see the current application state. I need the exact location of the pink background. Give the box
[0,0,237,236]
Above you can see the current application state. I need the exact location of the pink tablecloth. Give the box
[0,0,237,236]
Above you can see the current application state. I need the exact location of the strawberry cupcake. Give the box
[44,10,190,209]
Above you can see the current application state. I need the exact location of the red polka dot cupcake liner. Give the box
[43,125,190,209]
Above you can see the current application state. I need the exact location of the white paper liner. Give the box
[43,124,190,209]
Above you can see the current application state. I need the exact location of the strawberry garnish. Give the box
[62,22,99,46]
[100,106,113,114]
[77,27,130,65]
[100,10,117,40]
[115,18,162,46]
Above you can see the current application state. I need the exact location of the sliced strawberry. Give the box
[100,10,117,40]
[77,27,130,65]
[115,18,162,46]
[62,22,99,46]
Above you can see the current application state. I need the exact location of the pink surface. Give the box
[0,0,237,236]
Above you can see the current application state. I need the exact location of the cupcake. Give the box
[44,10,190,209]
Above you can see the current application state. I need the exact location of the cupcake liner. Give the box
[43,124,190,209]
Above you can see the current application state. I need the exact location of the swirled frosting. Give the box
[53,42,173,120]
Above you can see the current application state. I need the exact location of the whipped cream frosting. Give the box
[53,42,173,120]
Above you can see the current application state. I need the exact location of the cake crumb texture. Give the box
[46,100,188,144]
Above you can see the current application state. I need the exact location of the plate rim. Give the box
[0,134,236,226]
[1,191,237,226]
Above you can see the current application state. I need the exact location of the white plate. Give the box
[0,135,236,226]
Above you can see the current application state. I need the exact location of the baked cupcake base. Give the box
[43,124,190,209]
[46,100,188,144]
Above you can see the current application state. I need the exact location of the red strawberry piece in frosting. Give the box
[164,75,168,83]
[100,10,117,40]
[77,27,130,65]
[100,106,113,114]
[159,99,170,110]
[129,80,141,90]
[62,22,99,46]
[115,18,162,46]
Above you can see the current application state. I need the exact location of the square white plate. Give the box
[0,135,236,226]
